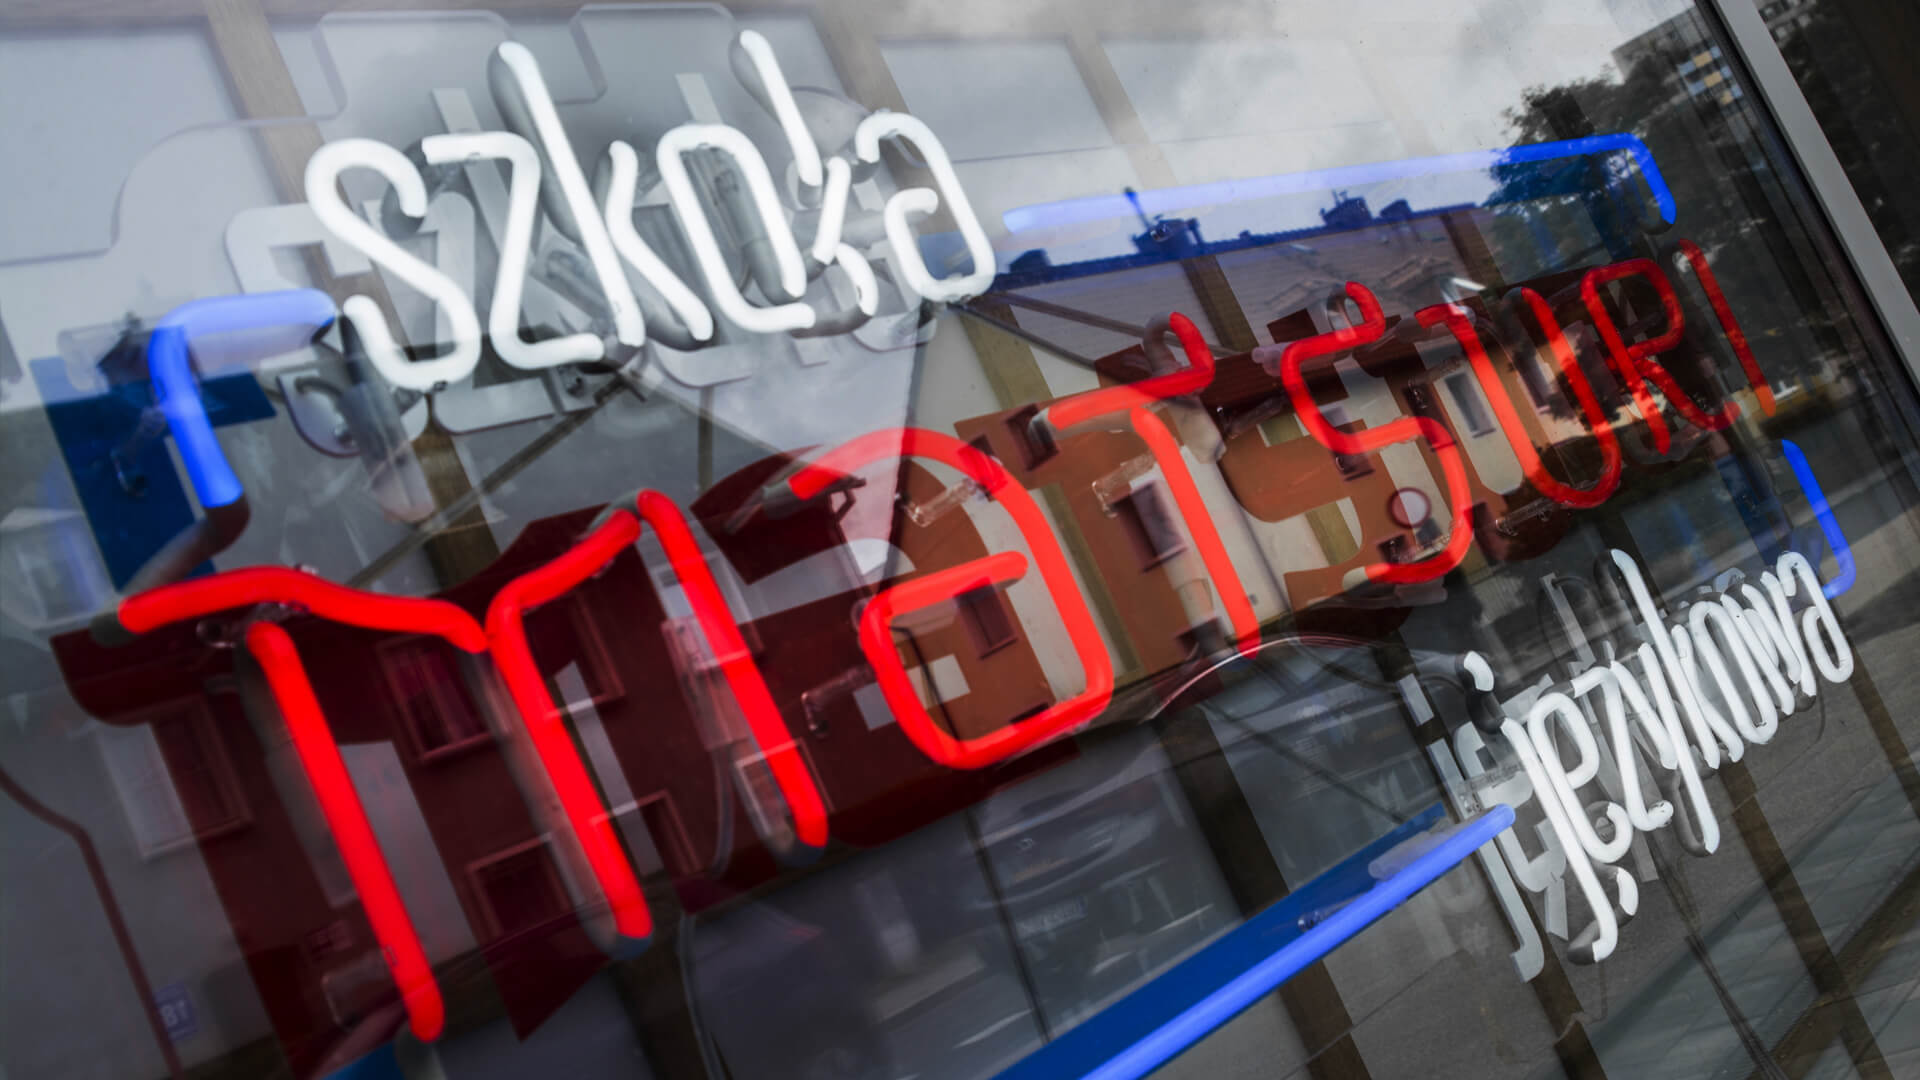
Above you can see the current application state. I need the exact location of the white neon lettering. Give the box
[1500,715,1627,962]
[733,30,823,189]
[1687,600,1778,746]
[811,156,853,265]
[657,124,817,334]
[855,112,996,303]
[304,139,483,392]
[1779,551,1853,682]
[1720,590,1797,717]
[1623,642,1720,853]
[490,42,644,348]
[420,132,603,370]
[602,140,717,344]
[1574,665,1674,834]
[1527,691,1635,866]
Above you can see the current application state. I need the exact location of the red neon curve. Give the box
[1420,300,1621,509]
[792,427,1115,769]
[1676,239,1776,417]
[1128,407,1260,658]
[633,491,829,849]
[485,511,654,942]
[1581,258,1738,454]
[245,621,445,1042]
[1043,312,1216,431]
[1278,283,1474,585]
[121,567,486,652]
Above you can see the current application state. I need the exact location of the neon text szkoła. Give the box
[303,31,994,393]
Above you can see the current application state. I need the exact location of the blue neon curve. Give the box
[148,290,336,509]
[1002,133,1675,233]
[995,803,1515,1080]
[1781,439,1854,598]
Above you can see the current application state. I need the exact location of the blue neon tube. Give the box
[996,804,1515,1080]
[147,290,336,509]
[1002,133,1674,234]
[1781,439,1854,598]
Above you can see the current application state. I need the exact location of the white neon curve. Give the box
[1572,665,1675,834]
[603,140,716,344]
[305,138,482,392]
[656,124,816,334]
[1623,643,1720,853]
[1499,717,1625,962]
[854,112,996,304]
[1527,692,1634,866]
[421,131,603,370]
[493,41,645,348]
[1779,552,1853,682]
[811,156,853,265]
[735,30,823,190]
[1688,600,1778,746]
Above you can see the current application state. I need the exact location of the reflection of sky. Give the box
[881,0,1695,269]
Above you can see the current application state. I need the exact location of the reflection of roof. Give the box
[992,199,1480,292]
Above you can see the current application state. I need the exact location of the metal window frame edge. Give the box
[1705,0,1920,393]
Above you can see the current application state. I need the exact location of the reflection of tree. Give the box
[1774,4,1920,298]
[1482,18,1865,385]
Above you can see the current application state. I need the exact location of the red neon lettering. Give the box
[1034,313,1257,658]
[485,494,831,944]
[486,513,654,942]
[246,622,445,1041]
[1675,239,1776,417]
[116,568,480,1042]
[1279,283,1473,585]
[791,428,1115,769]
[121,566,487,651]
[1421,297,1621,508]
[1042,311,1216,431]
[1581,258,1738,453]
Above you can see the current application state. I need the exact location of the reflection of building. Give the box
[1613,11,1748,112]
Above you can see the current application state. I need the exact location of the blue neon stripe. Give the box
[996,804,1515,1080]
[1781,439,1854,598]
[1002,133,1674,233]
[148,290,335,508]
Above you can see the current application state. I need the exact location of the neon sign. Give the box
[92,218,1855,1044]
[302,32,990,392]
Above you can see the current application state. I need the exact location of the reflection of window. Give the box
[468,839,571,940]
[527,596,625,711]
[1444,371,1496,436]
[97,701,249,858]
[956,584,1017,656]
[380,639,490,762]
[1113,485,1187,570]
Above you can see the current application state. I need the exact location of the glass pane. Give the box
[3,2,1920,1079]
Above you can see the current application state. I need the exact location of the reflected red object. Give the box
[121,566,488,653]
[1422,297,1622,508]
[1581,258,1739,453]
[485,494,833,942]
[1676,239,1777,417]
[792,428,1115,768]
[1386,487,1430,529]
[1279,283,1474,585]
[245,621,445,1042]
